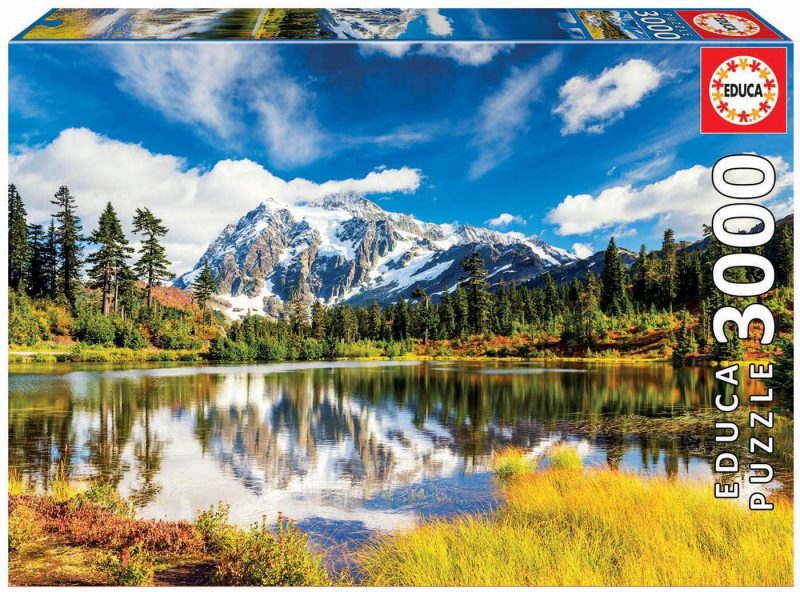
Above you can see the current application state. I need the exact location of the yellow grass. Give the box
[9,468,28,496]
[490,447,537,484]
[546,443,583,470]
[359,469,793,586]
[49,465,82,502]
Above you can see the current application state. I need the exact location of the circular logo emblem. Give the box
[709,56,778,126]
[693,12,760,37]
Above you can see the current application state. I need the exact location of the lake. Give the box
[8,360,790,557]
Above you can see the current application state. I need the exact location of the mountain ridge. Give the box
[175,193,577,318]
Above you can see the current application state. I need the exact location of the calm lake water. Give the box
[8,360,791,554]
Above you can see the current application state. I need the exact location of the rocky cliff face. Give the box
[175,193,577,318]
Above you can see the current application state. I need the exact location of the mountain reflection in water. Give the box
[9,360,790,546]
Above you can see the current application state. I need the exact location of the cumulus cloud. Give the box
[9,128,422,273]
[108,44,323,168]
[360,42,512,66]
[571,242,594,259]
[425,9,453,36]
[486,212,525,227]
[546,157,793,237]
[469,52,562,179]
[554,58,663,135]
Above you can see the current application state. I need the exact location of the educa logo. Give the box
[701,47,787,134]
[693,12,760,37]
[709,55,778,126]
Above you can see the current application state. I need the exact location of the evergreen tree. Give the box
[659,229,677,308]
[633,244,649,305]
[8,184,30,291]
[27,223,47,298]
[393,297,409,340]
[288,291,308,336]
[87,202,133,315]
[311,300,327,339]
[50,185,84,307]
[600,237,628,316]
[494,281,513,336]
[461,249,491,334]
[367,300,383,340]
[437,290,456,339]
[672,310,694,366]
[543,273,561,321]
[44,220,59,299]
[192,260,217,313]
[452,285,470,338]
[132,207,174,309]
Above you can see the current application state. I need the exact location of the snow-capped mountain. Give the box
[175,193,576,318]
[320,9,426,39]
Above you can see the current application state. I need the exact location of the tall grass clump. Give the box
[9,468,28,496]
[359,469,792,586]
[50,464,81,502]
[546,443,583,470]
[490,447,537,484]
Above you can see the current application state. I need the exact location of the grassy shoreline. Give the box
[8,343,762,366]
[10,446,792,587]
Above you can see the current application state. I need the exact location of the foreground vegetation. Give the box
[9,474,332,586]
[360,460,793,586]
[10,440,793,586]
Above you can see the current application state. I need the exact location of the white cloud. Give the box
[469,52,562,179]
[554,58,663,135]
[546,157,793,237]
[108,44,323,168]
[571,242,594,259]
[360,42,511,66]
[9,128,422,273]
[486,212,525,227]
[424,9,453,36]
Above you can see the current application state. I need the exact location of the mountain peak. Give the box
[176,193,578,318]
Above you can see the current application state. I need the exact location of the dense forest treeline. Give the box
[7,184,795,373]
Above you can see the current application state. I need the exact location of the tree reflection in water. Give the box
[9,361,791,526]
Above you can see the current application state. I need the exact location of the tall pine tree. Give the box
[659,229,677,308]
[192,260,217,313]
[461,249,491,334]
[8,184,30,291]
[51,185,84,308]
[27,223,47,298]
[601,237,629,316]
[132,207,174,309]
[87,202,133,315]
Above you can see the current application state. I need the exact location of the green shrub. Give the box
[97,544,154,586]
[151,320,202,350]
[9,505,42,552]
[73,483,134,517]
[209,336,254,361]
[297,337,325,360]
[31,352,58,363]
[255,336,287,361]
[9,290,48,346]
[114,318,149,349]
[194,502,240,553]
[213,515,331,586]
[76,311,116,345]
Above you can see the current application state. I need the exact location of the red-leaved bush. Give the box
[10,495,204,556]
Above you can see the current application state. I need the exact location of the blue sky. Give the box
[9,40,793,271]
